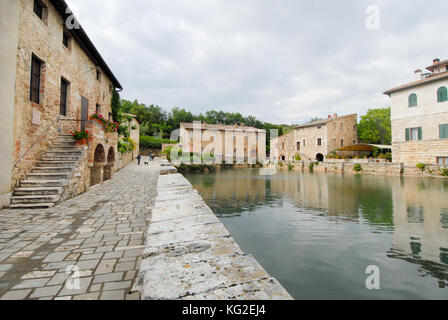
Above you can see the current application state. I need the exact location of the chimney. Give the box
[414,69,423,80]
[433,58,440,64]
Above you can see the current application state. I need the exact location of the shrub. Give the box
[72,130,88,141]
[441,168,448,177]
[294,153,301,161]
[416,163,427,172]
[117,137,135,154]
[308,162,314,171]
[278,162,283,167]
[140,136,177,150]
[353,163,363,172]
[288,163,294,171]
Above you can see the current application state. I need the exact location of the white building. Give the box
[384,58,448,166]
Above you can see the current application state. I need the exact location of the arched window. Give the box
[408,93,418,107]
[438,87,448,102]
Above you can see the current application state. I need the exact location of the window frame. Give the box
[440,124,448,139]
[317,138,322,146]
[437,86,448,103]
[33,0,45,20]
[408,93,418,108]
[60,78,69,116]
[30,55,43,104]
[406,127,422,141]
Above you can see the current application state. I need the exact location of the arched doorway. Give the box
[91,144,105,186]
[316,153,324,162]
[104,147,115,181]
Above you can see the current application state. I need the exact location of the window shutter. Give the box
[418,127,422,140]
[441,124,448,139]
[438,87,448,102]
[405,128,410,141]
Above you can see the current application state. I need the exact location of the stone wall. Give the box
[0,0,20,208]
[60,146,90,202]
[392,139,448,165]
[11,0,117,189]
[276,160,447,178]
[116,151,134,171]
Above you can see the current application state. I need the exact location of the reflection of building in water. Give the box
[389,178,448,283]
[268,172,394,225]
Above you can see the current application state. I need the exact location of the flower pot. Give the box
[75,138,87,145]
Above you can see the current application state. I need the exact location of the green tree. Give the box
[357,107,391,145]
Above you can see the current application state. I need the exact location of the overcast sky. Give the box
[66,0,448,125]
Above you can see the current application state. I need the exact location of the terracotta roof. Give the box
[180,122,265,132]
[294,114,357,129]
[383,71,448,95]
[49,0,122,90]
[427,59,448,72]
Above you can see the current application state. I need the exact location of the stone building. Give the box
[0,0,123,208]
[179,122,267,164]
[122,113,141,159]
[272,114,358,162]
[384,58,448,166]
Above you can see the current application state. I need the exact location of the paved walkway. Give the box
[0,160,160,300]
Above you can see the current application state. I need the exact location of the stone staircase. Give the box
[10,134,85,209]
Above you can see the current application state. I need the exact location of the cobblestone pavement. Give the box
[0,160,160,300]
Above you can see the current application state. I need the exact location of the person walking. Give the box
[137,154,141,166]
[149,152,153,162]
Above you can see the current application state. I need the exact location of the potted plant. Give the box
[72,130,89,145]
[89,112,106,126]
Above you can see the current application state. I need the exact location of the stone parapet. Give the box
[138,170,293,300]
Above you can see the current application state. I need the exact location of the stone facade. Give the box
[122,113,140,159]
[272,114,358,162]
[1,0,123,207]
[179,122,267,164]
[385,58,448,165]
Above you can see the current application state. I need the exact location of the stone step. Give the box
[27,173,72,180]
[32,166,74,173]
[10,203,55,209]
[49,147,84,152]
[42,156,81,161]
[37,161,77,167]
[20,180,68,188]
[11,195,60,204]
[13,187,63,196]
[45,151,83,157]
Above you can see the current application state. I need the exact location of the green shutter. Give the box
[405,128,410,141]
[441,124,448,139]
[438,87,448,102]
[418,127,422,140]
[409,94,417,107]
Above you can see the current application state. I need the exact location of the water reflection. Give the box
[185,168,448,298]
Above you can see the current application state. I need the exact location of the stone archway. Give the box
[316,153,324,162]
[90,144,105,186]
[104,147,115,181]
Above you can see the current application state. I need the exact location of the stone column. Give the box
[103,163,114,181]
[0,0,20,208]
[90,162,105,186]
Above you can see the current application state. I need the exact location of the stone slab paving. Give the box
[138,169,293,300]
[0,160,160,300]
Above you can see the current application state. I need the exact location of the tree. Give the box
[357,107,391,145]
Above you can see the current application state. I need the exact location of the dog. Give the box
[144,162,149,166]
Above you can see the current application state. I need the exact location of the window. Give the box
[33,0,45,19]
[282,143,285,150]
[440,124,448,139]
[317,138,322,146]
[352,140,356,145]
[317,125,322,129]
[438,157,448,166]
[96,69,101,82]
[62,32,71,49]
[96,104,101,114]
[408,93,418,107]
[303,139,306,147]
[30,55,42,104]
[341,139,344,147]
[60,78,69,116]
[438,87,448,102]
[406,127,422,141]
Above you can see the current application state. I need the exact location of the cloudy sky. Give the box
[66,0,447,124]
